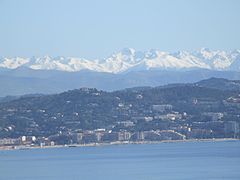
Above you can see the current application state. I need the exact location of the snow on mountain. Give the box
[172,50,211,69]
[0,48,240,73]
[0,57,30,69]
[229,50,240,71]
[193,48,233,70]
[144,50,205,69]
[29,56,102,72]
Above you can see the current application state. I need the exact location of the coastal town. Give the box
[1,80,240,150]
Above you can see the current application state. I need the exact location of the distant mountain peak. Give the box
[120,48,135,55]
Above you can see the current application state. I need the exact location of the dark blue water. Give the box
[0,141,240,180]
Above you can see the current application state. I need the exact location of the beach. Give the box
[0,138,238,151]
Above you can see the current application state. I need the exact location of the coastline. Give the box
[0,138,239,151]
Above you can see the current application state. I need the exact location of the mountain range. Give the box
[0,48,240,96]
[1,48,240,73]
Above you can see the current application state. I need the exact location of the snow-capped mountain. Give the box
[0,48,240,73]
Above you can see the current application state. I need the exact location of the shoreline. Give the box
[0,138,240,151]
[0,138,239,151]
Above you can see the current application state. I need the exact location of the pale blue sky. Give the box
[0,0,239,59]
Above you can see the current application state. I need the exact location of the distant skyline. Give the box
[0,0,240,59]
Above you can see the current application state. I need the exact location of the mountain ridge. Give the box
[1,48,240,73]
[0,68,240,97]
[0,76,239,100]
[0,77,239,139]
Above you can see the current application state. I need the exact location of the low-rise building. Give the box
[224,121,240,138]
[118,131,131,141]
[0,138,21,146]
[152,104,173,113]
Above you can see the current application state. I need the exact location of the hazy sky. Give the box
[0,0,239,59]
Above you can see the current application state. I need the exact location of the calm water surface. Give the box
[0,141,240,180]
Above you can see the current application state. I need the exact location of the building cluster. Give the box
[63,129,186,145]
[0,136,36,146]
[0,100,240,147]
[0,129,188,148]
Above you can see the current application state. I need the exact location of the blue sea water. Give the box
[0,141,240,180]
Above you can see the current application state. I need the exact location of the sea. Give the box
[0,141,240,180]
